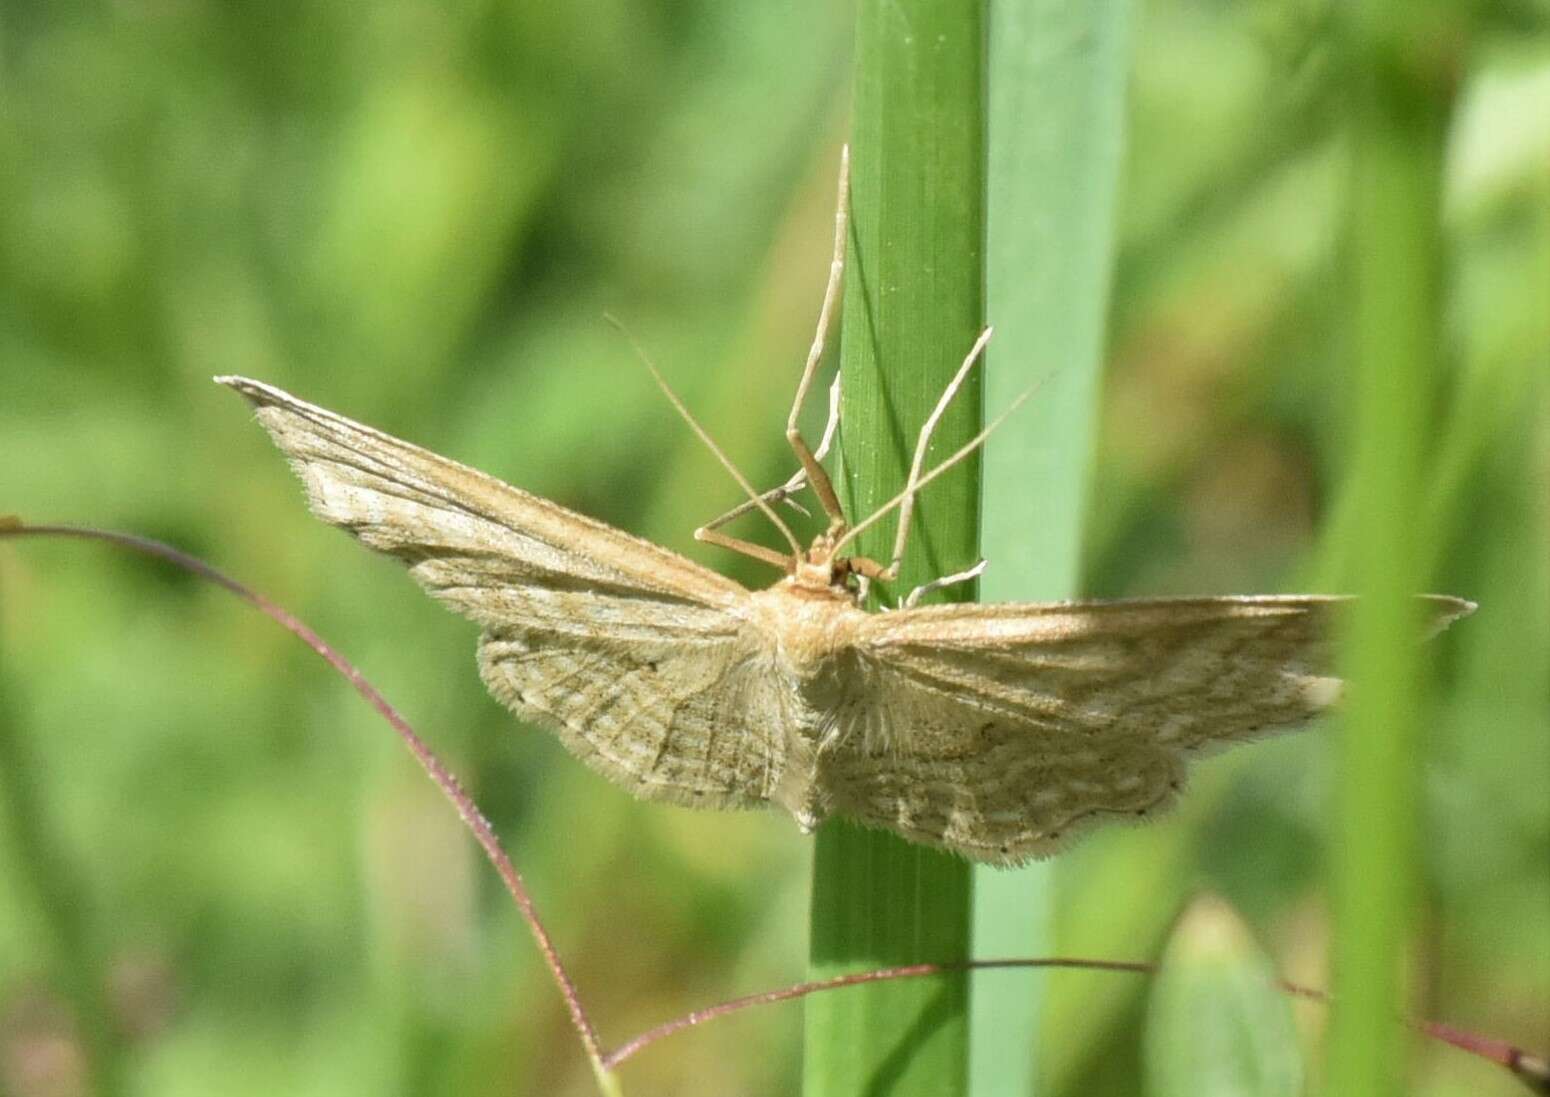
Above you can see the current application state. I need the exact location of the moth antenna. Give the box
[888,326,994,576]
[605,315,804,559]
[832,385,1035,561]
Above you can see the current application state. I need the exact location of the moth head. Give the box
[795,529,886,600]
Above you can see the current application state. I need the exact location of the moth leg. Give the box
[699,373,841,532]
[785,145,851,533]
[700,479,811,535]
[902,559,988,609]
[884,326,995,578]
[693,524,796,573]
[829,368,1032,568]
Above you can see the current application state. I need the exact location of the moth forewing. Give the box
[216,376,749,616]
[217,376,804,810]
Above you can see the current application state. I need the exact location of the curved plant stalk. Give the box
[0,523,621,1097]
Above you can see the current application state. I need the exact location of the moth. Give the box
[217,162,1472,865]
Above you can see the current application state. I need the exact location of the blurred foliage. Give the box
[0,1,1546,1095]
[1144,896,1302,1097]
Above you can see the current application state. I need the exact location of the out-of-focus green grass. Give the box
[0,3,1545,1096]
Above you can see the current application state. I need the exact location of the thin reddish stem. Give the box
[1417,1022,1550,1091]
[601,957,1151,1069]
[1274,978,1550,1089]
[1,523,606,1069]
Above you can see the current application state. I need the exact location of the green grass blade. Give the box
[974,2,1134,1093]
[803,2,985,1095]
[1327,3,1461,1094]
[0,653,127,1096]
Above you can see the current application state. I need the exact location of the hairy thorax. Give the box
[748,577,869,829]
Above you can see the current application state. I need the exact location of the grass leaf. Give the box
[804,2,985,1094]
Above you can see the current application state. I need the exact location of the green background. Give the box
[2,2,1546,1095]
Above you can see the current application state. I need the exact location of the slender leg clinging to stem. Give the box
[671,144,1018,594]
[782,144,852,533]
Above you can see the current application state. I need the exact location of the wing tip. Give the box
[213,375,286,408]
[1429,592,1477,618]
[1425,594,1478,637]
